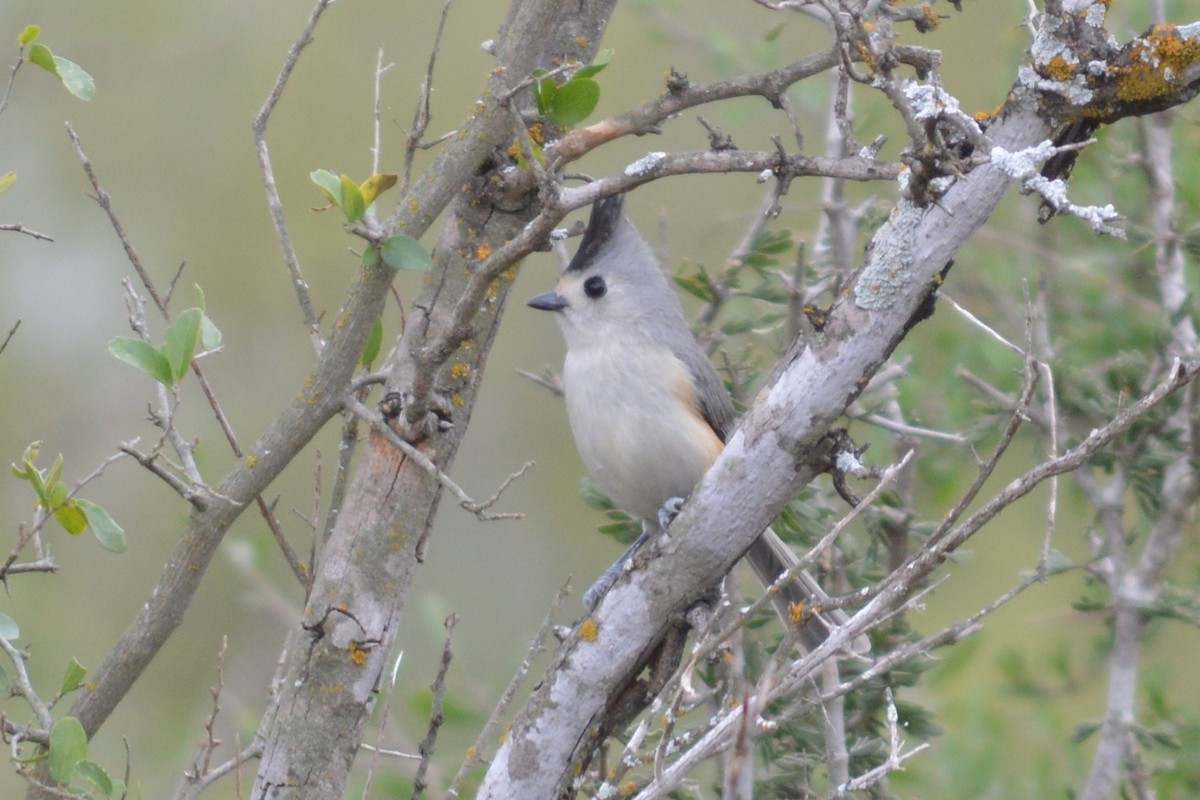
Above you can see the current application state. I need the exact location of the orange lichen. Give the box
[449,362,471,381]
[580,619,599,641]
[1042,54,1077,82]
[1114,24,1200,104]
[788,601,808,625]
[920,3,939,31]
[475,244,492,261]
[348,642,368,666]
[854,41,875,70]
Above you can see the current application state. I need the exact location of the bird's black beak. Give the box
[528,291,567,312]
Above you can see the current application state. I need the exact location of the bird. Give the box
[528,194,861,652]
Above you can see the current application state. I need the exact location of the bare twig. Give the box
[447,580,572,797]
[0,319,20,356]
[854,412,971,445]
[174,738,264,800]
[191,638,228,780]
[371,48,394,177]
[940,290,1026,357]
[361,651,411,798]
[0,45,24,117]
[833,688,929,795]
[118,443,196,503]
[0,637,53,732]
[411,615,457,800]
[401,0,453,196]
[67,125,166,314]
[1026,280,1061,573]
[343,397,527,520]
[0,224,53,241]
[251,0,334,346]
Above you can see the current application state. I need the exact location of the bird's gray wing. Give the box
[673,340,736,443]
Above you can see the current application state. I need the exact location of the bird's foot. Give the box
[582,525,651,612]
[657,495,686,530]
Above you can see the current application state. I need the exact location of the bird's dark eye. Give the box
[583,275,607,299]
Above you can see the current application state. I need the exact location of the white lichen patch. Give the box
[623,151,667,177]
[854,201,923,311]
[1017,64,1094,105]
[991,143,1123,236]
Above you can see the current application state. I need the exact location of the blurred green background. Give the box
[1,1,1197,797]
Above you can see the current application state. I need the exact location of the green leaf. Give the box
[108,337,173,385]
[1072,720,1101,744]
[46,452,64,488]
[0,664,10,692]
[11,441,39,481]
[162,307,203,382]
[77,760,113,797]
[55,500,88,535]
[28,43,56,74]
[0,172,16,196]
[675,271,717,302]
[194,284,206,312]
[53,56,94,101]
[77,499,127,553]
[340,174,366,222]
[47,480,68,510]
[547,77,600,126]
[197,313,221,354]
[26,459,51,506]
[361,318,383,368]
[572,49,613,80]
[59,658,87,696]
[19,25,41,46]
[48,717,87,785]
[310,169,342,208]
[532,71,555,115]
[379,234,433,272]
[0,612,20,640]
[361,245,381,268]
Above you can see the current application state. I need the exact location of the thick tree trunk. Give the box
[250,2,618,796]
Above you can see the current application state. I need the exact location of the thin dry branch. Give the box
[401,0,453,195]
[447,580,572,797]
[0,319,19,356]
[410,615,457,800]
[67,124,166,314]
[0,224,53,241]
[344,397,527,520]
[371,48,394,178]
[0,636,53,733]
[251,0,334,344]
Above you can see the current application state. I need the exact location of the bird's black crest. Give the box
[565,195,624,273]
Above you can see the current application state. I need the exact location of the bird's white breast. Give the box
[562,338,723,522]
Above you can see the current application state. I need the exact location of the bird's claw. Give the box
[582,568,618,612]
[658,496,686,530]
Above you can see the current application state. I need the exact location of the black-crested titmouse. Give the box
[529,195,856,651]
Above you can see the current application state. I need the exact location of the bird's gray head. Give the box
[527,195,685,348]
